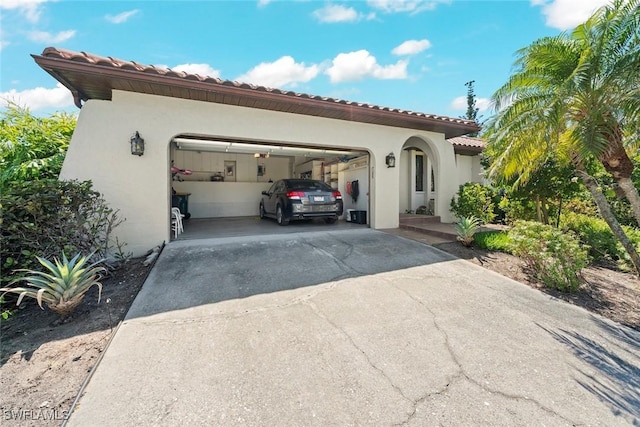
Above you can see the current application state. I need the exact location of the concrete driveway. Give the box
[68,229,639,426]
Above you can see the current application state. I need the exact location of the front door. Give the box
[411,151,426,211]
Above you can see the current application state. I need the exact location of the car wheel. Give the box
[276,205,289,226]
[259,202,266,219]
[324,217,337,224]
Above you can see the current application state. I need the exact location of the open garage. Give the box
[169,135,370,225]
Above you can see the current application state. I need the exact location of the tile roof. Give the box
[449,136,487,151]
[32,47,481,139]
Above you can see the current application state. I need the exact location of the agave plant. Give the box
[1,252,105,318]
[455,216,482,247]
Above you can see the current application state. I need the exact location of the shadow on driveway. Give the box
[539,319,640,423]
[126,229,456,319]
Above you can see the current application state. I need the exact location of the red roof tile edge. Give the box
[447,136,487,148]
[39,47,480,130]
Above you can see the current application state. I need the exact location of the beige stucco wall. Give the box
[455,155,473,186]
[455,154,485,186]
[60,90,459,256]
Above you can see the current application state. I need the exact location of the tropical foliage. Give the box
[0,179,125,285]
[0,105,126,291]
[508,221,589,292]
[455,216,482,246]
[1,253,105,318]
[450,183,496,224]
[560,211,640,270]
[483,0,640,274]
[0,103,76,191]
[473,230,510,252]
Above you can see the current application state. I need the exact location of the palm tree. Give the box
[484,0,640,274]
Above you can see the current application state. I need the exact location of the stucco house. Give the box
[32,47,483,256]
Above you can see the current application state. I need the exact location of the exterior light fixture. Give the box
[385,152,396,168]
[130,131,145,156]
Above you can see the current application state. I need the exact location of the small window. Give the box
[416,155,424,192]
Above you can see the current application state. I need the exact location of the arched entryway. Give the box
[399,136,440,216]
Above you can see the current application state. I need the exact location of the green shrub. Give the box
[498,197,538,225]
[450,183,496,224]
[455,216,481,246]
[508,221,589,292]
[560,211,640,270]
[0,179,125,285]
[474,230,511,252]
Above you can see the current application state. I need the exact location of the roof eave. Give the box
[32,52,481,139]
[453,146,485,155]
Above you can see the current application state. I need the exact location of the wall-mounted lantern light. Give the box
[130,131,145,156]
[385,152,396,168]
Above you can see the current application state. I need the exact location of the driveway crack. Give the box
[303,300,414,406]
[391,283,578,426]
[304,240,363,277]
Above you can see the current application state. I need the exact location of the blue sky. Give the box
[0,0,611,119]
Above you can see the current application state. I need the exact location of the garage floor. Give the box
[177,216,367,240]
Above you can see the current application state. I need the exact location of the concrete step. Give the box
[399,222,458,241]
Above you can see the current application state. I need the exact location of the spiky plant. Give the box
[1,253,105,318]
[455,216,482,247]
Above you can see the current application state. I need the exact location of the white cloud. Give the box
[366,0,449,14]
[236,56,320,88]
[392,39,432,55]
[28,30,76,44]
[475,98,492,112]
[171,63,220,78]
[451,95,492,112]
[257,0,272,7]
[326,50,408,83]
[313,4,360,23]
[0,83,74,111]
[0,40,9,51]
[0,0,48,23]
[105,9,139,24]
[531,0,610,30]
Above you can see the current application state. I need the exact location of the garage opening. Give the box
[168,134,370,239]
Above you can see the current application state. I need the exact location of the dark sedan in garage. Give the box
[259,179,343,225]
